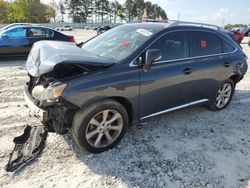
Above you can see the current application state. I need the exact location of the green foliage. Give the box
[224,24,249,29]
[64,0,168,23]
[124,0,168,22]
[0,0,9,23]
[1,0,167,24]
[1,0,56,23]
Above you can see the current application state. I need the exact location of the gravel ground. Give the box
[0,31,250,188]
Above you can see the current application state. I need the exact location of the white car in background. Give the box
[59,26,73,31]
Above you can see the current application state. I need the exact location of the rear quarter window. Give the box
[222,39,235,53]
[191,31,223,56]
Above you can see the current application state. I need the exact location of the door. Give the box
[185,31,236,102]
[139,31,194,119]
[0,27,29,55]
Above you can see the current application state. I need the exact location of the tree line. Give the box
[0,0,55,23]
[224,24,249,29]
[0,0,168,24]
[60,0,168,23]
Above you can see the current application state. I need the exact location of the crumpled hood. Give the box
[26,41,114,77]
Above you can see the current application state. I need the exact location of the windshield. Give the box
[81,24,163,62]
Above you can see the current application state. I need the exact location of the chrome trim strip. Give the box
[129,29,238,67]
[140,99,209,120]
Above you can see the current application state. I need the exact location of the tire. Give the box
[238,38,243,44]
[206,79,235,111]
[71,99,129,153]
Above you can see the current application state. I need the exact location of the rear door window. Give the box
[191,31,223,56]
[149,31,190,62]
[27,28,54,38]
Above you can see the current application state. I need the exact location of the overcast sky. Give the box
[41,0,250,25]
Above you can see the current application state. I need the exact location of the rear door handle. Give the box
[183,68,193,75]
[223,62,231,68]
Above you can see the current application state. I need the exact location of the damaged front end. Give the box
[6,41,114,172]
[6,75,79,172]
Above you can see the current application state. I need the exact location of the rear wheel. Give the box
[206,79,235,111]
[71,100,128,153]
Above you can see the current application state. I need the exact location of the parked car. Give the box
[97,25,111,34]
[93,26,101,30]
[7,22,248,171]
[229,28,245,43]
[233,30,244,43]
[60,25,73,31]
[244,28,250,36]
[0,25,75,57]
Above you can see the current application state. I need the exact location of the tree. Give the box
[132,0,144,20]
[6,0,55,23]
[124,0,134,22]
[1,0,167,24]
[0,0,9,23]
[64,0,92,23]
[59,0,66,22]
[45,4,56,22]
[49,0,58,22]
[117,5,125,22]
[64,0,79,22]
[94,0,109,23]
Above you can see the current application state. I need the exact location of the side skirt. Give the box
[140,99,209,121]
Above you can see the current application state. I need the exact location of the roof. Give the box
[169,20,224,31]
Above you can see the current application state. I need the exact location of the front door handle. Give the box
[183,68,193,75]
[223,62,231,68]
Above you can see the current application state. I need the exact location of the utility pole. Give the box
[221,18,225,27]
[178,12,180,21]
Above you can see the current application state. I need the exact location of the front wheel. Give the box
[206,79,235,111]
[71,100,129,153]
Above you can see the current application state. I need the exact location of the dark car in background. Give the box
[22,21,248,154]
[97,25,111,35]
[0,26,75,57]
[244,28,250,36]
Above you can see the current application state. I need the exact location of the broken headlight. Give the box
[32,82,67,101]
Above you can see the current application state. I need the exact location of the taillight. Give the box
[69,37,75,42]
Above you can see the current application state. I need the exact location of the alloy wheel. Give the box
[215,83,232,109]
[85,109,123,148]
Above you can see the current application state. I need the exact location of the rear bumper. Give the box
[23,86,48,122]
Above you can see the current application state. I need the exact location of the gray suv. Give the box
[26,21,248,153]
[6,21,248,172]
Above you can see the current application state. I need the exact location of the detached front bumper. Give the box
[23,86,48,122]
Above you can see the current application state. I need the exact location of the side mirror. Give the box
[143,49,161,72]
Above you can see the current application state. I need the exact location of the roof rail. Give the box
[170,20,224,31]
